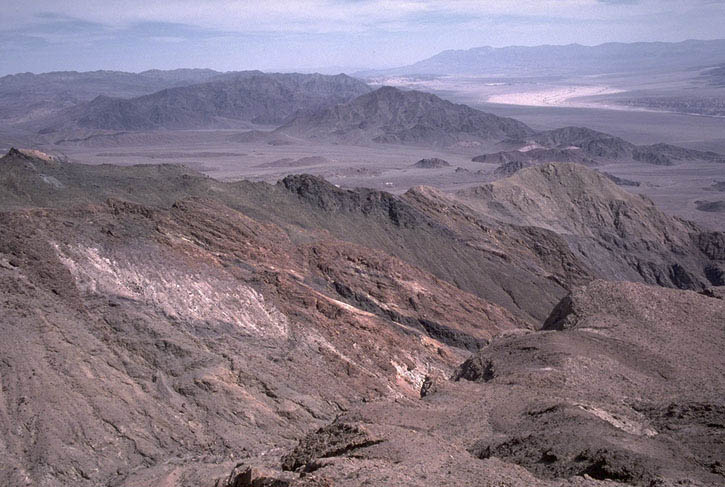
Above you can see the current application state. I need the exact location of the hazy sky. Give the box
[2,0,724,75]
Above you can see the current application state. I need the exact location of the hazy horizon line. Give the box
[3,37,725,78]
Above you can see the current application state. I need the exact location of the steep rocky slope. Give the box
[457,163,724,289]
[0,185,523,487]
[218,280,725,487]
[0,148,580,324]
[1,149,723,486]
[2,149,722,316]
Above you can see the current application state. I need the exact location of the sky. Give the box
[1,0,724,75]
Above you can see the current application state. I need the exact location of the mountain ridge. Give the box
[277,85,534,147]
[360,39,725,77]
[35,72,371,131]
[0,69,230,125]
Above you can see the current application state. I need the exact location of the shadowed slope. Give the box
[35,72,371,131]
[456,163,724,289]
[277,86,534,147]
[0,193,524,486]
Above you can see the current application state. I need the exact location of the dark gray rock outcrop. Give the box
[412,157,450,168]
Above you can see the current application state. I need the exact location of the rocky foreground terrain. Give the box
[0,148,723,486]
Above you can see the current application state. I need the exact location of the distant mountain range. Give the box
[0,69,226,123]
[277,87,725,163]
[4,67,724,167]
[0,70,370,129]
[33,72,371,131]
[0,68,223,100]
[5,39,725,130]
[359,39,725,77]
[32,78,724,166]
[277,85,533,147]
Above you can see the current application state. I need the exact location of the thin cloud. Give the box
[2,1,694,34]
[1,0,723,74]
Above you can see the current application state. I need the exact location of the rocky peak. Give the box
[280,174,423,228]
[412,157,450,169]
[4,147,56,161]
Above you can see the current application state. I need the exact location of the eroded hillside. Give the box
[0,149,723,486]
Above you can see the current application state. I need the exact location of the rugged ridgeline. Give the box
[476,126,725,176]
[0,148,581,324]
[530,127,725,164]
[456,163,724,288]
[1,148,722,317]
[0,149,723,486]
[35,72,371,132]
[276,86,534,147]
[361,39,725,77]
[474,148,598,178]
